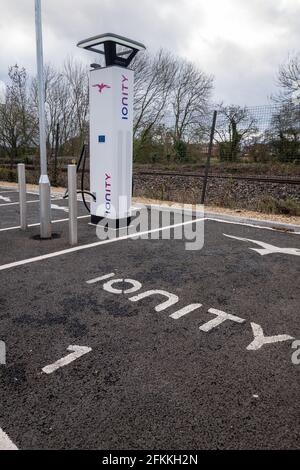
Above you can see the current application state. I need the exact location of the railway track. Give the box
[135,170,300,185]
[1,163,299,185]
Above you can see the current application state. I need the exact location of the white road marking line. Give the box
[42,345,92,374]
[0,190,18,194]
[0,193,65,207]
[0,340,6,364]
[170,303,202,320]
[0,197,85,209]
[0,190,40,195]
[207,217,300,235]
[0,198,62,207]
[86,273,115,284]
[51,204,69,213]
[0,217,205,272]
[0,427,18,450]
[224,233,300,256]
[0,215,298,273]
[0,200,38,207]
[142,202,300,234]
[0,195,11,202]
[0,215,90,232]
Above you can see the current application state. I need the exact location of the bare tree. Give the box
[273,54,300,104]
[0,65,37,172]
[31,59,89,163]
[215,105,258,161]
[132,49,177,149]
[32,65,68,153]
[270,103,300,162]
[171,60,213,145]
[1,60,88,178]
[63,58,89,150]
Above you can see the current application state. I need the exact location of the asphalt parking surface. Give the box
[0,188,299,449]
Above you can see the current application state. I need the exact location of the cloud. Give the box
[0,0,300,105]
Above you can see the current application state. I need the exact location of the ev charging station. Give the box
[77,33,146,227]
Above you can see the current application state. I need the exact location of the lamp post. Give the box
[35,0,51,239]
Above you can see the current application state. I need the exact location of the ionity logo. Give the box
[105,173,112,215]
[121,75,129,120]
[93,83,111,93]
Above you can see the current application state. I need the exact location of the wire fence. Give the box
[1,102,300,215]
[1,103,300,190]
[208,103,300,164]
[144,103,300,166]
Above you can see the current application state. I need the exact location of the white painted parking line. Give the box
[0,215,90,232]
[207,217,300,235]
[42,345,92,374]
[0,190,38,195]
[0,427,18,450]
[1,216,299,273]
[0,217,205,272]
[51,204,69,213]
[0,197,65,208]
[0,340,6,365]
[0,195,11,202]
[0,200,38,207]
[141,203,300,234]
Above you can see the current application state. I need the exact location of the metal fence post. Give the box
[18,163,27,230]
[201,110,218,205]
[68,165,78,245]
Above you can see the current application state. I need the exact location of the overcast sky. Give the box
[0,0,300,105]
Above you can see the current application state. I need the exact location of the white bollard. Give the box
[68,165,78,245]
[17,163,27,230]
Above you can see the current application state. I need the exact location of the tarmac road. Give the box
[0,200,299,449]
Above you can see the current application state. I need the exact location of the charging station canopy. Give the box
[77,33,146,67]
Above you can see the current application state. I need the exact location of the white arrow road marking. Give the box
[0,428,18,450]
[51,204,69,213]
[224,233,300,256]
[42,346,92,374]
[0,195,11,202]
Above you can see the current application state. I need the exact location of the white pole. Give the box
[17,163,27,230]
[35,0,51,239]
[68,165,78,245]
